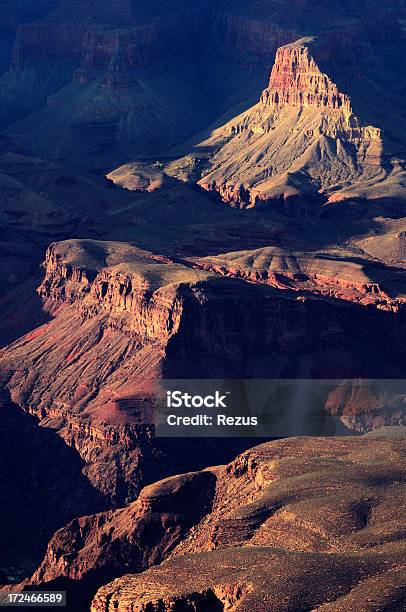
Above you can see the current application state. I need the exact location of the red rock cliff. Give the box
[261,40,352,113]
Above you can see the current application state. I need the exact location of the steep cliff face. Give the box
[0,241,277,509]
[210,11,297,68]
[1,239,404,451]
[38,242,187,342]
[7,428,403,608]
[0,0,404,171]
[0,237,403,553]
[11,23,87,70]
[0,8,214,159]
[0,2,404,609]
[0,242,214,504]
[0,388,105,578]
[18,240,404,381]
[74,27,164,88]
[262,41,352,113]
[11,21,168,76]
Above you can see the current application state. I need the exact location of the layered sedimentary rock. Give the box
[11,21,167,77]
[11,23,87,70]
[261,41,352,113]
[4,239,406,400]
[0,3,404,609]
[210,11,296,68]
[0,7,215,159]
[197,35,404,211]
[0,388,105,578]
[0,239,404,525]
[0,241,240,509]
[2,0,404,168]
[92,546,406,612]
[76,428,406,610]
[196,246,406,311]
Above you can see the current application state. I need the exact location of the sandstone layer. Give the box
[2,240,405,428]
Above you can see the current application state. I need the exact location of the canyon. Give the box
[0,1,405,610]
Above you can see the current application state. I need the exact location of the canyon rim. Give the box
[0,1,405,611]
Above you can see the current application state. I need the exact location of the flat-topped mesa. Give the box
[37,242,197,343]
[261,41,352,115]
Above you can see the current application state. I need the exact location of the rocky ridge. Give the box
[2,0,405,166]
[194,246,406,311]
[31,470,216,586]
[27,428,404,611]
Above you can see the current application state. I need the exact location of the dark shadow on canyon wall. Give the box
[0,275,53,348]
[0,388,107,581]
